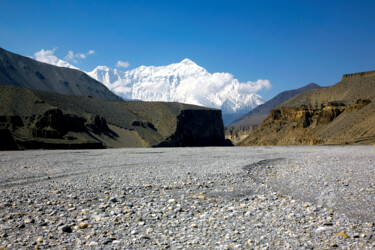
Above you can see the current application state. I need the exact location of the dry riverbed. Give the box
[0,146,374,249]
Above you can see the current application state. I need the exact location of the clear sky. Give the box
[1,0,375,100]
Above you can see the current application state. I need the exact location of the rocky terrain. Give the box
[0,85,229,149]
[0,146,374,249]
[225,83,322,144]
[240,70,375,146]
[0,48,121,101]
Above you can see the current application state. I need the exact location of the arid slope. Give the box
[239,71,375,145]
[0,85,228,149]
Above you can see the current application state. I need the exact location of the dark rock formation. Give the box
[0,129,18,150]
[0,85,229,149]
[31,109,87,138]
[157,109,231,147]
[0,116,24,130]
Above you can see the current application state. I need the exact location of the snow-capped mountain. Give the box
[33,49,79,70]
[87,59,270,114]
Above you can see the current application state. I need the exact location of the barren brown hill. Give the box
[225,83,322,144]
[239,70,375,146]
[0,85,229,149]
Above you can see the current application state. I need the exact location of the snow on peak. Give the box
[180,58,195,64]
[33,48,79,70]
[87,60,271,114]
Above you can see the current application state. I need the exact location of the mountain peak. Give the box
[94,65,111,71]
[88,59,269,114]
[180,58,195,64]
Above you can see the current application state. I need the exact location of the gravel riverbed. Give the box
[0,146,374,249]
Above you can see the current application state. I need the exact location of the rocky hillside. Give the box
[0,47,121,101]
[225,83,322,144]
[0,85,230,150]
[239,70,375,145]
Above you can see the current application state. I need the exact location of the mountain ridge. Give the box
[87,59,268,114]
[239,70,375,146]
[0,47,121,101]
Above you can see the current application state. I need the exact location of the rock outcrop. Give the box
[240,70,375,146]
[0,85,229,149]
[157,109,230,147]
[226,83,322,144]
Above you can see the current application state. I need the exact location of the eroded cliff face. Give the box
[157,109,231,147]
[0,85,229,149]
[240,99,372,146]
[240,69,375,146]
[225,125,254,145]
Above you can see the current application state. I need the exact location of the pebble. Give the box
[0,147,373,249]
[78,222,88,229]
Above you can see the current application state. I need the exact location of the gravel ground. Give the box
[0,146,374,249]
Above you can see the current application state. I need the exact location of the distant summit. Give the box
[87,59,269,114]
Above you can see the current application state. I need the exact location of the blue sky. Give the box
[1,0,375,100]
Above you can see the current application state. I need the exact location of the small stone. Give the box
[209,198,217,202]
[323,222,333,226]
[197,196,206,200]
[334,232,349,239]
[303,204,309,208]
[109,197,118,203]
[79,222,89,229]
[329,243,338,247]
[81,209,89,214]
[191,223,198,228]
[51,190,60,194]
[34,245,40,249]
[131,230,138,235]
[146,228,153,234]
[24,218,35,224]
[168,199,176,203]
[315,227,333,233]
[36,236,43,242]
[38,222,47,226]
[59,225,72,233]
[140,235,150,240]
[89,241,99,246]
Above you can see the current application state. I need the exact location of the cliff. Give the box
[240,71,375,146]
[0,85,229,149]
[225,83,322,144]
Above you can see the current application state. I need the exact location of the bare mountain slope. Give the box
[239,70,375,146]
[229,83,322,127]
[225,83,322,144]
[0,85,229,149]
[0,47,121,101]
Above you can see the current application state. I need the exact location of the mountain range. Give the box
[0,47,230,149]
[87,59,268,115]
